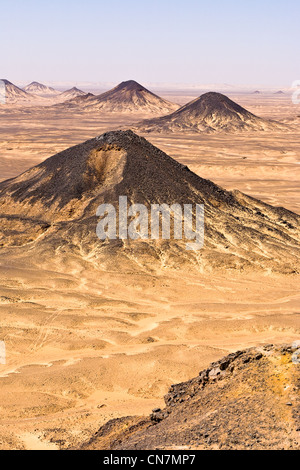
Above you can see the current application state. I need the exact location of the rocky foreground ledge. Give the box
[79,344,300,450]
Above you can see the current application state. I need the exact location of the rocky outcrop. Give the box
[79,344,300,450]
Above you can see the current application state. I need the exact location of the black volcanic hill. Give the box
[0,130,299,273]
[58,86,87,101]
[59,80,179,114]
[80,344,300,450]
[24,81,58,96]
[134,92,283,133]
[0,79,35,103]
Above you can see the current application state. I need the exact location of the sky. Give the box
[0,0,299,87]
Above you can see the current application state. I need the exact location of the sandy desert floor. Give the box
[0,93,299,449]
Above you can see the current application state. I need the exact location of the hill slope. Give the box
[134,92,284,133]
[59,80,179,114]
[0,79,35,103]
[80,344,300,450]
[58,86,87,101]
[24,81,59,96]
[0,130,299,273]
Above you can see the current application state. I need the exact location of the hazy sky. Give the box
[1,0,299,86]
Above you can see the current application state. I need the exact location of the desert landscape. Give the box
[0,76,299,451]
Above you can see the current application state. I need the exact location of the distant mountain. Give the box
[0,130,298,273]
[58,87,87,101]
[133,92,284,133]
[274,90,285,95]
[79,344,300,450]
[58,80,179,114]
[253,90,261,94]
[24,81,59,96]
[0,79,35,103]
